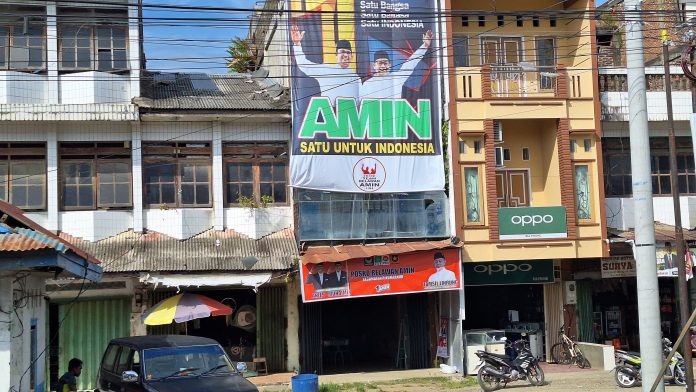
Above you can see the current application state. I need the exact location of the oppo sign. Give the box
[464,260,555,285]
[499,206,567,240]
[510,214,554,227]
[474,263,532,275]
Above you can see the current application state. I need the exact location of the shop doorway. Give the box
[463,284,544,330]
[149,289,257,361]
[300,293,432,374]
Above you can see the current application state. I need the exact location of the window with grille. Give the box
[0,23,46,70]
[603,137,696,196]
[0,143,46,210]
[223,142,288,206]
[59,25,127,71]
[59,142,132,210]
[143,142,211,208]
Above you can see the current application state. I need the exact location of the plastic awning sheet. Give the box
[139,272,272,291]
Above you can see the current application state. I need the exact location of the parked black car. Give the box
[95,335,258,392]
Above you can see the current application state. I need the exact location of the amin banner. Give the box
[287,0,445,192]
[300,249,461,302]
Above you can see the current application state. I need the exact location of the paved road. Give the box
[452,368,686,391]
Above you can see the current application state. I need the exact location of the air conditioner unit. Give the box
[495,147,505,167]
[493,121,503,143]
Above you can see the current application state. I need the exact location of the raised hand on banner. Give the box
[291,24,305,46]
[422,30,433,49]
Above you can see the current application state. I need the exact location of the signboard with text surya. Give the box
[287,0,444,193]
[498,207,568,240]
[300,249,461,302]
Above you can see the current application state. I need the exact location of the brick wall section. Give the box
[481,65,492,99]
[556,65,568,99]
[484,119,499,240]
[598,0,685,66]
[557,119,577,239]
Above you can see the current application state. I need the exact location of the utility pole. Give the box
[625,1,665,391]
[663,33,695,392]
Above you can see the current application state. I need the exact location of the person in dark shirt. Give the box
[57,358,82,392]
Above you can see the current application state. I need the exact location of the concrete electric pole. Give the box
[663,35,695,392]
[624,1,666,391]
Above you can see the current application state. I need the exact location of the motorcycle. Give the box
[475,337,545,391]
[614,337,686,388]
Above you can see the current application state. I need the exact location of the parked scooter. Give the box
[614,337,686,388]
[475,337,545,391]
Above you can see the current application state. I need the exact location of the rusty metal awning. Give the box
[610,222,696,242]
[301,239,460,264]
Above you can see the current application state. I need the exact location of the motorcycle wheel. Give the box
[615,365,640,388]
[527,363,545,386]
[673,363,687,386]
[575,346,591,369]
[477,365,503,392]
[551,343,571,365]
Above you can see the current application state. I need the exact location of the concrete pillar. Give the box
[0,275,11,392]
[440,289,464,374]
[212,122,224,230]
[128,0,141,99]
[285,277,300,372]
[132,123,143,232]
[47,130,59,231]
[46,4,59,104]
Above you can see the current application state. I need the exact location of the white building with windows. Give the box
[0,1,299,390]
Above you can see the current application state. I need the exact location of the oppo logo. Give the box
[510,214,554,226]
[474,263,532,275]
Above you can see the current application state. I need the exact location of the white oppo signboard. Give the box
[601,257,636,279]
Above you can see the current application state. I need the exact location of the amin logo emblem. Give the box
[353,157,386,192]
[375,283,390,293]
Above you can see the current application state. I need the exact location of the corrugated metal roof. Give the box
[136,72,290,111]
[60,228,298,272]
[301,239,460,264]
[0,200,99,263]
[609,222,696,242]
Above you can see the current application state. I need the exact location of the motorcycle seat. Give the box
[487,352,511,360]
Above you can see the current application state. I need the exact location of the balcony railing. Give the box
[482,64,567,98]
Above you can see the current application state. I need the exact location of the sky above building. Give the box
[144,0,257,74]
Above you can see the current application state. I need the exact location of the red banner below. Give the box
[300,248,461,302]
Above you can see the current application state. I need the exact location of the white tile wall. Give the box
[144,208,214,239]
[60,72,132,104]
[0,72,47,104]
[141,122,214,141]
[221,121,290,141]
[606,196,696,230]
[60,210,133,241]
[224,207,292,239]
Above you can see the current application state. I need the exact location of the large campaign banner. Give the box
[300,249,461,302]
[288,0,445,192]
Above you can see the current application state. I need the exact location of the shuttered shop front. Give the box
[54,297,131,391]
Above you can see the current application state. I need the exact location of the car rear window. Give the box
[102,344,119,372]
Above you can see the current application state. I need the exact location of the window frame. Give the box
[58,24,128,72]
[453,35,469,67]
[462,165,484,226]
[142,142,212,209]
[0,143,47,211]
[0,24,47,71]
[223,142,289,207]
[59,142,133,211]
[574,163,593,221]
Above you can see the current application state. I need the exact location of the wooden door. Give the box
[496,169,531,207]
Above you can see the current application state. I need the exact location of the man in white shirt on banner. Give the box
[291,24,360,103]
[427,252,456,284]
[360,30,433,99]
